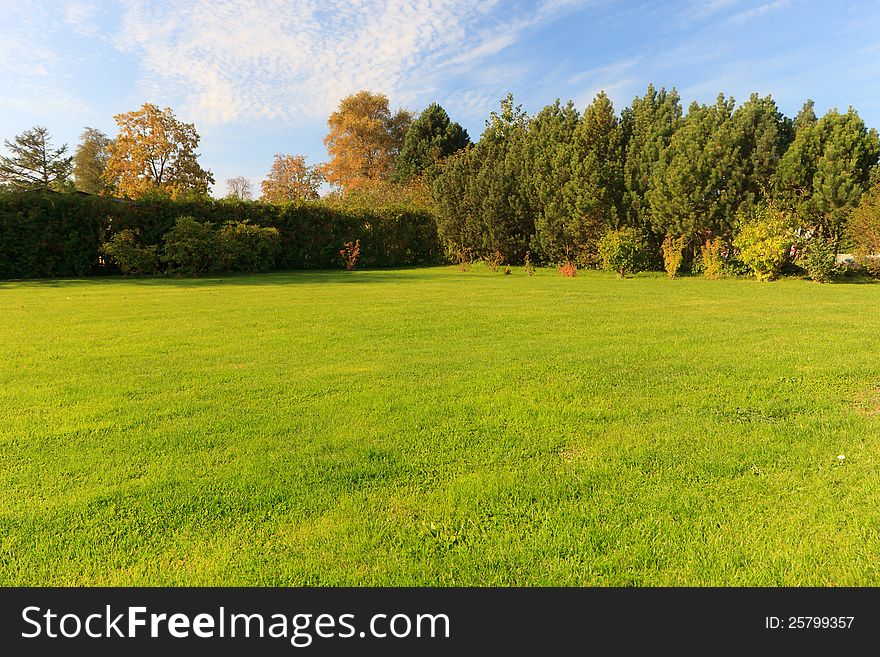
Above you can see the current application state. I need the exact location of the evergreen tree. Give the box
[620,85,683,231]
[0,126,73,192]
[392,103,469,182]
[774,107,880,246]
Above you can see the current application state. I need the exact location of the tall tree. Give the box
[323,91,412,190]
[225,176,253,200]
[73,127,114,195]
[0,126,72,192]
[773,107,880,246]
[260,154,324,203]
[392,103,469,182]
[647,94,743,242]
[104,103,214,199]
[620,85,683,230]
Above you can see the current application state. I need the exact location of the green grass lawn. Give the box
[2,266,880,585]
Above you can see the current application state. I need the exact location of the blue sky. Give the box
[2,0,879,196]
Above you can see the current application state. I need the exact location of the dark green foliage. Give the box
[800,236,837,282]
[162,216,217,276]
[0,192,441,279]
[217,221,281,273]
[100,229,159,275]
[774,107,880,246]
[392,103,469,182]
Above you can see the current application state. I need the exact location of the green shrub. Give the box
[597,228,646,278]
[162,216,217,276]
[217,221,280,273]
[800,237,837,283]
[100,229,159,275]
[733,205,790,281]
[661,235,685,279]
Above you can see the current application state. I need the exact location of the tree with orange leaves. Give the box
[323,91,411,191]
[260,154,324,203]
[104,103,214,199]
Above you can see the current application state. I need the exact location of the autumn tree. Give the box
[323,91,412,190]
[104,103,214,198]
[392,103,469,182]
[260,154,324,203]
[73,127,114,195]
[0,126,73,192]
[225,176,253,200]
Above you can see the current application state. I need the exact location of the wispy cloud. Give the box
[114,0,594,126]
[727,0,792,25]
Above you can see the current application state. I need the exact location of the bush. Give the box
[162,216,217,276]
[849,183,880,276]
[661,235,685,279]
[340,239,360,271]
[100,229,159,275]
[700,238,723,280]
[800,236,837,283]
[557,261,577,277]
[217,221,280,273]
[597,228,646,278]
[733,205,790,281]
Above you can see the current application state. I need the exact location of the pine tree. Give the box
[392,103,469,183]
[0,126,73,192]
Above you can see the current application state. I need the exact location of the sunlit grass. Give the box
[2,266,880,585]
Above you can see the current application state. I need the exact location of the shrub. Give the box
[100,229,159,275]
[700,238,723,280]
[486,250,503,273]
[557,261,577,277]
[849,183,880,276]
[162,216,217,276]
[524,251,535,277]
[597,227,646,278]
[800,236,837,283]
[217,221,280,273]
[733,205,790,282]
[340,239,361,271]
[661,235,685,279]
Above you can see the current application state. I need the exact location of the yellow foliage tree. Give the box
[260,154,324,203]
[104,103,214,199]
[323,91,412,191]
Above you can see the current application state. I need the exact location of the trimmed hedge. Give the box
[0,192,441,278]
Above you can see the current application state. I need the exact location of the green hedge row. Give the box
[0,192,442,278]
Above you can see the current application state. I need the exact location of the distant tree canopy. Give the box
[260,154,324,203]
[0,126,72,192]
[323,91,412,191]
[73,127,114,195]
[105,103,214,199]
[392,103,469,182]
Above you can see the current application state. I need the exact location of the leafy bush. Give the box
[800,237,837,283]
[524,251,535,277]
[217,221,280,273]
[661,235,685,279]
[340,239,360,271]
[849,183,880,276]
[733,205,790,281]
[100,229,159,275]
[162,216,217,276]
[597,228,646,278]
[700,238,724,280]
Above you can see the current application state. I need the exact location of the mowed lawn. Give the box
[2,266,880,586]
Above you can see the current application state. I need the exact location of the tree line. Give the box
[2,84,880,279]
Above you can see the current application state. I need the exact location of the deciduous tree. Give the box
[104,103,214,199]
[260,154,323,203]
[73,127,114,195]
[323,91,412,190]
[225,176,253,200]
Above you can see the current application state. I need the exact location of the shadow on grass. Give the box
[0,267,447,289]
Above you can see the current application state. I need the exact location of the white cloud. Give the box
[727,0,792,25]
[114,0,593,126]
